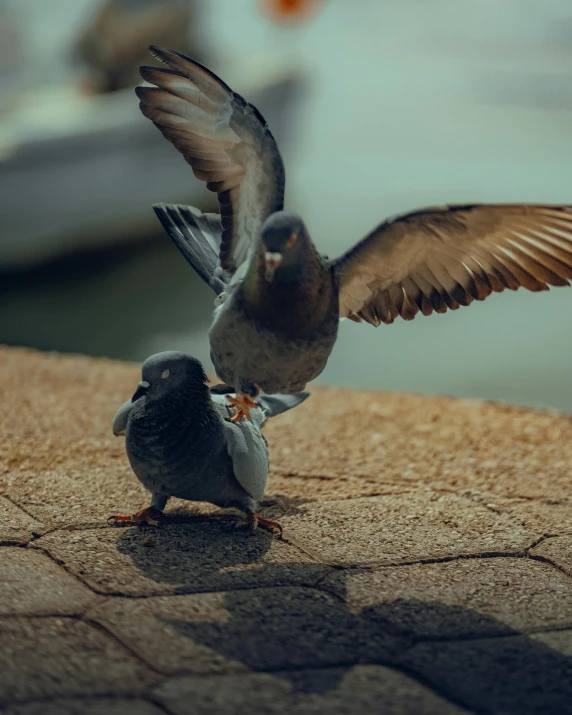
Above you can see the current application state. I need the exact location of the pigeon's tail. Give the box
[153,203,225,294]
[257,392,310,419]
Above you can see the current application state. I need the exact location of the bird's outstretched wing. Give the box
[137,46,285,274]
[331,204,572,325]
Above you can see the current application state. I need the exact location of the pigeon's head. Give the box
[131,351,208,402]
[260,211,310,282]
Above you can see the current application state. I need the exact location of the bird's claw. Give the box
[108,507,162,527]
[236,511,283,539]
[226,394,259,423]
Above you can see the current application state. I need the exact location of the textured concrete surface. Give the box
[0,496,46,545]
[1,346,572,714]
[531,535,572,575]
[152,667,470,715]
[88,587,403,674]
[2,700,165,715]
[0,547,96,616]
[0,618,156,703]
[399,632,572,715]
[33,525,330,596]
[323,558,572,638]
[282,491,536,565]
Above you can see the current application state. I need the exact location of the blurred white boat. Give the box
[0,56,305,268]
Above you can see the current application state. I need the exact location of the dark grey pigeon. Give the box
[138,46,572,421]
[110,351,308,535]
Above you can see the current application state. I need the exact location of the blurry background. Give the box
[1,0,571,410]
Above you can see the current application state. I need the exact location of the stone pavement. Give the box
[1,346,572,714]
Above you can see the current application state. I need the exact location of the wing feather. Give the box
[137,47,285,274]
[222,418,268,502]
[333,204,572,325]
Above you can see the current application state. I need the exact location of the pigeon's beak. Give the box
[131,380,150,402]
[264,251,283,282]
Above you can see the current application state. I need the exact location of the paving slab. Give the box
[3,699,165,715]
[265,475,413,507]
[532,628,572,656]
[258,388,572,501]
[0,617,157,704]
[0,496,46,545]
[484,498,572,534]
[282,491,535,565]
[531,535,572,574]
[34,524,330,596]
[88,587,405,674]
[0,547,96,616]
[399,630,572,715]
[4,467,150,530]
[153,666,470,715]
[0,349,138,476]
[323,557,572,638]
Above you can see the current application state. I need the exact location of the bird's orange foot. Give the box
[226,394,259,423]
[237,511,283,538]
[108,506,162,527]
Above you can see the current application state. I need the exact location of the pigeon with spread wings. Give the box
[138,46,572,421]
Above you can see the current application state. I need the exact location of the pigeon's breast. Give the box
[125,411,249,508]
[209,295,339,393]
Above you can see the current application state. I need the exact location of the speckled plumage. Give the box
[114,352,309,517]
[126,379,250,512]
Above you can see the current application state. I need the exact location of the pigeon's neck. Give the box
[242,243,336,338]
[142,383,218,431]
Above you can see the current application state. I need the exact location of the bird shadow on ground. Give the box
[116,520,572,714]
[159,586,572,714]
[114,505,326,594]
[257,493,315,518]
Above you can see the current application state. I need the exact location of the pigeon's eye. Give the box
[161,369,170,380]
[286,233,297,249]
